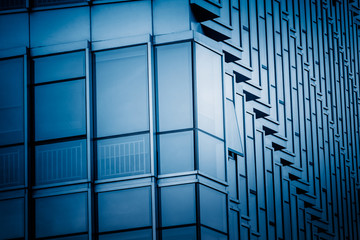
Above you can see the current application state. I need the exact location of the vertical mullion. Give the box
[85,46,92,240]
[24,51,29,240]
[147,42,157,240]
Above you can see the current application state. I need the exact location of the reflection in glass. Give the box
[201,227,227,240]
[0,198,24,240]
[0,58,23,146]
[162,226,197,240]
[0,145,24,188]
[98,187,151,232]
[196,44,223,139]
[35,140,87,185]
[198,131,225,181]
[159,131,194,174]
[97,134,150,179]
[34,51,85,84]
[161,184,196,227]
[156,42,193,131]
[95,45,149,137]
[99,229,152,240]
[35,192,88,238]
[35,79,86,141]
[200,185,227,233]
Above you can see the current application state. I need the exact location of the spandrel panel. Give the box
[35,192,88,238]
[0,145,24,189]
[35,139,87,185]
[161,184,196,227]
[198,131,225,181]
[195,44,223,139]
[159,131,194,175]
[96,133,150,179]
[95,45,149,137]
[162,226,197,240]
[0,57,23,146]
[97,187,151,232]
[34,51,85,84]
[0,198,24,240]
[99,229,152,240]
[199,185,227,233]
[35,79,86,141]
[156,42,193,131]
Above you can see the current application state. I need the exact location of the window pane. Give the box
[198,131,225,181]
[34,51,85,84]
[35,140,87,185]
[97,134,150,180]
[229,210,239,240]
[0,198,24,240]
[0,0,25,10]
[225,100,242,154]
[224,74,233,101]
[161,184,196,227]
[35,192,88,238]
[162,226,197,240]
[99,229,152,240]
[98,187,151,232]
[48,234,88,240]
[228,154,238,200]
[33,0,87,7]
[95,45,149,137]
[0,145,24,189]
[35,79,86,141]
[0,58,23,146]
[200,185,227,233]
[159,131,194,175]
[196,44,223,138]
[200,227,227,240]
[156,42,193,131]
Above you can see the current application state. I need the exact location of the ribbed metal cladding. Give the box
[0,0,25,10]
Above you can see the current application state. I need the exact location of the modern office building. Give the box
[0,0,360,239]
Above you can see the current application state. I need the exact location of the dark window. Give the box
[0,0,26,11]
[33,0,87,7]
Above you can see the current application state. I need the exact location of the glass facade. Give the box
[0,0,360,239]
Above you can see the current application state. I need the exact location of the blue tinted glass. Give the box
[229,210,239,240]
[162,226,197,240]
[35,140,87,185]
[156,42,193,131]
[95,45,149,137]
[99,229,152,240]
[228,155,238,200]
[198,131,225,181]
[48,234,88,240]
[200,227,227,240]
[35,79,86,141]
[0,58,23,146]
[0,198,24,240]
[195,44,223,139]
[34,51,85,84]
[200,185,227,233]
[0,145,24,189]
[98,187,151,232]
[35,192,88,238]
[33,0,86,7]
[224,74,233,101]
[225,100,242,154]
[159,131,194,175]
[161,184,196,227]
[97,134,150,180]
